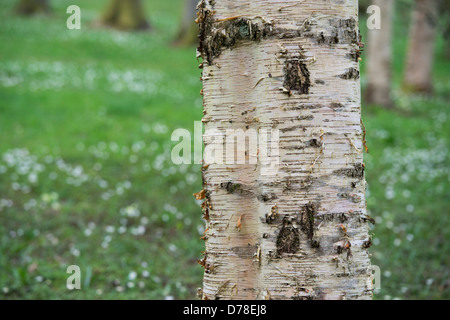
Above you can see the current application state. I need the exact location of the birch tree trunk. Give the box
[403,0,438,93]
[198,0,373,300]
[16,0,50,15]
[100,0,150,31]
[173,0,199,46]
[364,0,394,108]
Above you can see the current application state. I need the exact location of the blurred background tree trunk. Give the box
[16,0,50,15]
[100,0,150,31]
[359,0,371,14]
[365,0,394,108]
[403,0,438,93]
[173,0,198,46]
[439,0,450,60]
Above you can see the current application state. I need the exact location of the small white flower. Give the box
[140,217,149,225]
[98,180,108,189]
[28,172,38,184]
[128,271,137,281]
[115,286,124,292]
[70,248,80,257]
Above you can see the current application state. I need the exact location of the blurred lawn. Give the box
[0,0,449,300]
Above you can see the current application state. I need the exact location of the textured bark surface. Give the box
[403,0,438,93]
[100,0,150,31]
[198,0,373,300]
[16,0,50,15]
[173,0,199,46]
[365,0,394,108]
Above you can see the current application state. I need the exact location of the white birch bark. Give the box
[198,0,373,300]
[365,0,394,107]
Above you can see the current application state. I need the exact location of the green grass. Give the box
[0,0,449,300]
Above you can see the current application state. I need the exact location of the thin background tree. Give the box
[100,0,151,31]
[16,0,50,16]
[403,0,439,93]
[365,0,394,108]
[173,0,198,46]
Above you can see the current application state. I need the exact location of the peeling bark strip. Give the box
[197,2,360,65]
[300,202,317,241]
[199,0,373,300]
[197,2,273,64]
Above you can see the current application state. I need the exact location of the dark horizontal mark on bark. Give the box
[220,181,243,194]
[333,163,365,179]
[330,102,345,111]
[338,68,360,80]
[280,125,305,133]
[362,238,372,249]
[283,104,325,111]
[306,138,323,148]
[282,138,323,150]
[281,146,306,150]
[257,192,278,203]
[315,211,372,225]
[284,177,314,192]
[337,193,361,203]
[219,181,279,203]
